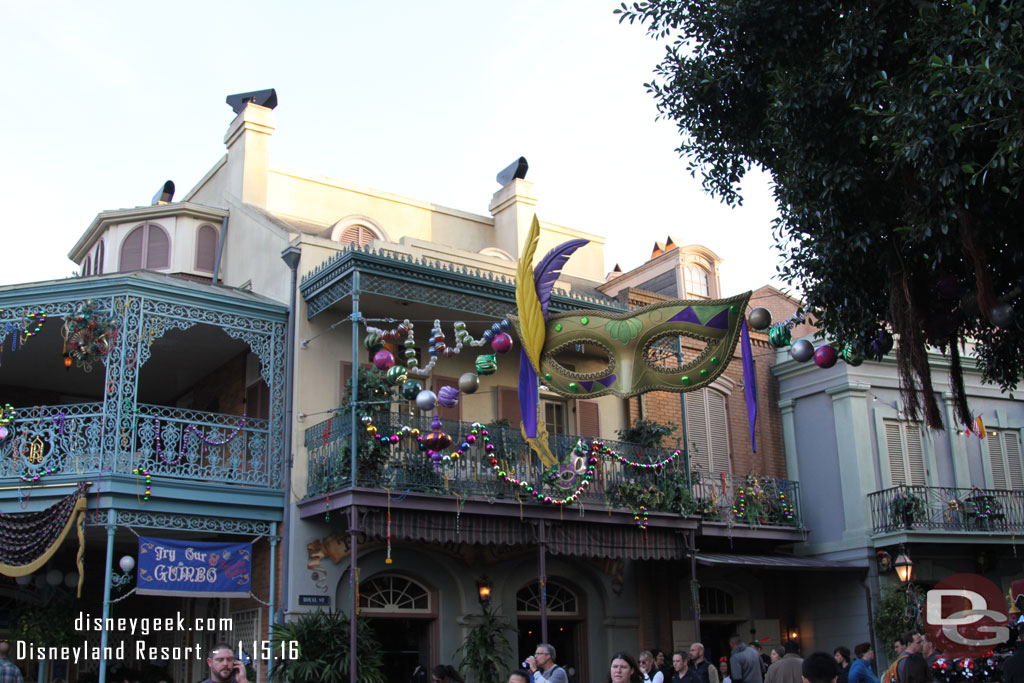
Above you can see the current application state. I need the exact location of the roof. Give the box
[696,552,865,571]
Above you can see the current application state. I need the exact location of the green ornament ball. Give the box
[364,332,383,353]
[768,323,792,349]
[386,365,408,385]
[401,379,423,400]
[841,346,864,367]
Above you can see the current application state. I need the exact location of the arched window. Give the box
[338,224,377,247]
[81,255,91,277]
[698,586,735,616]
[358,574,431,614]
[120,223,170,271]
[516,580,579,615]
[684,265,710,297]
[196,224,219,272]
[94,241,104,275]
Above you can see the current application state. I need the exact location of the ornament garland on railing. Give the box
[133,468,152,501]
[491,437,598,505]
[364,319,513,376]
[152,414,247,465]
[633,505,649,529]
[0,403,17,440]
[613,445,682,469]
[186,414,247,445]
[361,415,480,467]
[19,465,57,483]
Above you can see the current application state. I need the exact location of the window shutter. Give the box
[95,241,104,274]
[82,256,91,277]
[904,423,927,485]
[577,400,601,438]
[120,227,145,271]
[196,224,218,272]
[1005,432,1024,489]
[340,224,375,247]
[685,391,711,472]
[146,224,170,269]
[989,435,1008,489]
[497,387,521,429]
[432,376,461,422]
[885,420,907,485]
[707,390,731,474]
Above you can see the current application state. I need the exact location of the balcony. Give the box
[304,411,802,528]
[868,485,1024,535]
[1,402,274,488]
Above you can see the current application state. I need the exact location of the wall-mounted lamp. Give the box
[789,631,799,640]
[112,555,135,592]
[894,551,914,584]
[476,576,492,606]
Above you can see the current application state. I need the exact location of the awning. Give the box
[696,553,865,571]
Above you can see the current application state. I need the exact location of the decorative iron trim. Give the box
[85,509,276,536]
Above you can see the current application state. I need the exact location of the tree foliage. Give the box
[271,610,385,683]
[456,606,516,683]
[617,0,1024,428]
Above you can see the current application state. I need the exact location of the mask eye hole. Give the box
[642,332,713,373]
[544,339,614,380]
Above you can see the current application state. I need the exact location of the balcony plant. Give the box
[271,609,385,683]
[890,489,926,529]
[337,367,396,483]
[616,418,678,448]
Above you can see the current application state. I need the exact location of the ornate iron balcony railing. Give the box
[1,402,274,488]
[305,412,802,527]
[869,485,1024,534]
[689,471,802,527]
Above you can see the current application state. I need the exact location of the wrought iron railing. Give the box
[0,402,273,488]
[689,471,802,526]
[305,412,802,527]
[869,485,1024,534]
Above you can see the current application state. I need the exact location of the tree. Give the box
[617,0,1024,429]
[456,606,516,683]
[271,610,385,683]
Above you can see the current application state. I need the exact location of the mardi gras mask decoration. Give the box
[513,216,756,466]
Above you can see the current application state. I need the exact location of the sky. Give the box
[0,0,786,296]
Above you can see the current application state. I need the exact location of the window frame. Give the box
[119,222,171,271]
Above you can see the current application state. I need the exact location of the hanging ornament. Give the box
[991,302,1016,328]
[633,506,649,530]
[364,332,384,353]
[133,468,152,501]
[61,300,120,372]
[869,329,894,356]
[813,344,838,368]
[491,332,514,354]
[385,365,408,385]
[437,385,460,408]
[401,379,423,400]
[768,323,792,348]
[841,346,864,367]
[789,339,814,362]
[373,349,396,371]
[458,372,480,394]
[422,414,452,455]
[366,318,512,376]
[415,390,438,411]
[748,307,772,331]
[475,354,498,375]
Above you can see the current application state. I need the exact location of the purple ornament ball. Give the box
[373,349,396,370]
[491,332,514,354]
[813,344,838,369]
[869,330,894,357]
[437,385,460,408]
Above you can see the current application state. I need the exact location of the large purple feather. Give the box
[534,238,589,319]
[519,348,540,438]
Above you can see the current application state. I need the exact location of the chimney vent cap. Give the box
[226,88,278,114]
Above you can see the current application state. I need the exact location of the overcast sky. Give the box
[1,0,786,297]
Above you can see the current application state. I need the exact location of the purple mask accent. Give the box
[704,309,731,330]
[597,374,617,388]
[580,380,594,393]
[668,307,700,325]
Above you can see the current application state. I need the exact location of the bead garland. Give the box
[186,414,247,445]
[133,467,152,501]
[153,414,247,464]
[20,465,56,483]
[491,438,598,505]
[633,505,649,529]
[361,415,478,463]
[613,445,681,469]
[365,319,512,375]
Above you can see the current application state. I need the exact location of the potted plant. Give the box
[616,418,678,448]
[456,605,516,683]
[890,489,926,529]
[271,610,385,683]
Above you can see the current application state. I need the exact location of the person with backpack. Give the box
[881,633,921,683]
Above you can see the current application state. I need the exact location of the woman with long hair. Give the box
[431,665,465,683]
[639,652,665,683]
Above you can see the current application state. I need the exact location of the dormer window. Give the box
[196,224,219,272]
[120,223,170,271]
[81,255,91,277]
[94,241,105,275]
[685,265,710,297]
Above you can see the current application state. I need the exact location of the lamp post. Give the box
[894,548,919,626]
[477,576,492,607]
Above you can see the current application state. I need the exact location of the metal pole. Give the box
[539,520,548,644]
[268,521,278,683]
[350,270,361,489]
[98,508,117,683]
[349,504,360,683]
[688,531,701,642]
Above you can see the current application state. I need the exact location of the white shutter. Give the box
[989,435,1008,489]
[1005,432,1024,489]
[685,391,710,472]
[904,423,927,485]
[708,390,731,475]
[885,420,907,485]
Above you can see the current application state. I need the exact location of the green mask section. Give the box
[512,292,750,398]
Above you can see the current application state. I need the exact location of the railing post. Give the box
[350,271,360,489]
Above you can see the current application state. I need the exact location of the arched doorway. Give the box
[516,579,586,683]
[359,573,437,683]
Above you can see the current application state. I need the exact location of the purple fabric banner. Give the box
[741,317,758,452]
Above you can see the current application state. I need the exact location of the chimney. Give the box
[488,161,536,260]
[223,100,275,208]
[606,263,623,281]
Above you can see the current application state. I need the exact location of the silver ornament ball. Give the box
[415,390,438,411]
[458,372,480,394]
[748,307,772,331]
[790,339,815,362]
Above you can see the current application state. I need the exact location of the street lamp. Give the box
[477,576,492,606]
[894,552,914,584]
